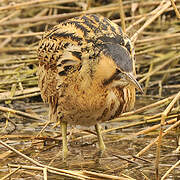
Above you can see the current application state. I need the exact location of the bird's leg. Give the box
[95,123,106,152]
[61,121,68,160]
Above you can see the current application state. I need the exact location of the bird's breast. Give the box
[57,75,135,126]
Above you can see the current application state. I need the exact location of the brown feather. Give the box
[38,14,140,126]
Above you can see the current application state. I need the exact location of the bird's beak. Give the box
[124,72,144,94]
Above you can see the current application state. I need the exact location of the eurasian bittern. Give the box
[38,14,143,159]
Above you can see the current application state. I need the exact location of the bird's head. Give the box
[94,42,143,93]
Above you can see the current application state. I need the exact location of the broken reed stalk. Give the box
[136,33,180,43]
[119,0,126,32]
[136,114,180,158]
[155,91,180,179]
[0,92,40,102]
[161,159,180,180]
[134,117,177,137]
[0,105,45,122]
[0,140,87,180]
[0,166,21,180]
[0,32,43,39]
[170,0,180,18]
[2,2,177,27]
[0,10,20,24]
[131,0,172,43]
[139,53,180,83]
[0,140,130,180]
[0,0,78,11]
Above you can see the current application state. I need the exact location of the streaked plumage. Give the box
[38,14,143,158]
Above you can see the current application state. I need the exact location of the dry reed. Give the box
[0,0,180,179]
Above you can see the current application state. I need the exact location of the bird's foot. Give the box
[95,123,106,155]
[62,144,69,161]
[61,121,68,161]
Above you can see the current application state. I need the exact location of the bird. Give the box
[38,14,143,159]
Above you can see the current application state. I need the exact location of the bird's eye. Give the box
[114,71,124,80]
[103,70,119,86]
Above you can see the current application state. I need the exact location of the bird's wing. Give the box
[38,25,82,103]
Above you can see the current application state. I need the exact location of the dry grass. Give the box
[0,0,180,179]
